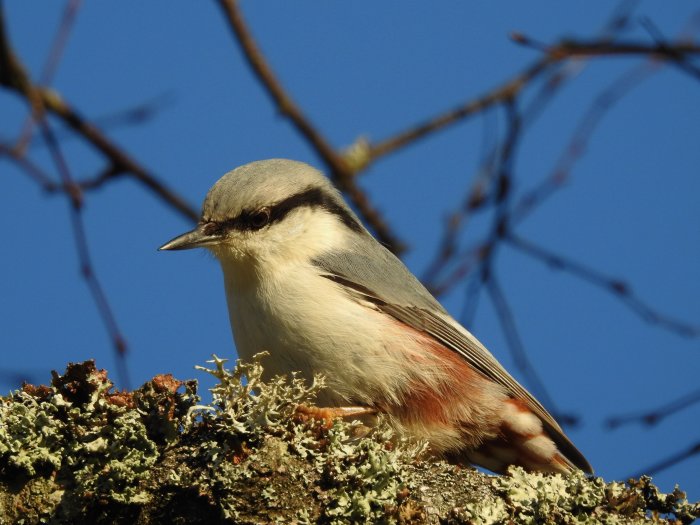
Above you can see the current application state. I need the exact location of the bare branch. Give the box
[216,0,405,254]
[0,142,57,189]
[0,3,131,388]
[15,0,83,152]
[516,37,700,60]
[28,92,176,149]
[507,234,700,338]
[606,387,700,429]
[630,440,700,478]
[487,274,577,427]
[423,98,524,293]
[0,7,197,223]
[38,118,131,389]
[34,90,198,221]
[367,59,555,164]
[460,262,486,330]
[513,62,656,223]
[1,144,124,196]
[428,242,489,298]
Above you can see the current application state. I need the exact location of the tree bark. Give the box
[0,359,697,524]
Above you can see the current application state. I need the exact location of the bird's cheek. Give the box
[209,240,245,261]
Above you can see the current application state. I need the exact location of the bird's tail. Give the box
[460,398,592,475]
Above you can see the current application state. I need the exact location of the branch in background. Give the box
[0,7,197,223]
[507,235,700,338]
[0,142,123,194]
[28,92,176,149]
[428,243,488,298]
[481,103,577,423]
[366,59,555,165]
[0,368,36,387]
[460,264,485,330]
[630,441,700,478]
[513,61,657,223]
[0,142,57,189]
[0,1,139,389]
[514,36,700,60]
[422,55,593,292]
[30,88,198,221]
[422,5,644,294]
[14,0,83,153]
[361,36,700,169]
[38,118,131,390]
[606,387,700,429]
[216,0,406,254]
[487,275,577,427]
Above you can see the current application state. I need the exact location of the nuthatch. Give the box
[160,159,592,474]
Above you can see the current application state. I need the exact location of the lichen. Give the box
[0,390,64,477]
[0,357,697,524]
[0,361,194,522]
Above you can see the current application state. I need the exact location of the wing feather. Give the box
[315,247,591,473]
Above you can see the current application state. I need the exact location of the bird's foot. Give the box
[294,404,377,429]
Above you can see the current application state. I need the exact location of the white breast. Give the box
[220,259,420,406]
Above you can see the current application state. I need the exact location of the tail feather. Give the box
[464,398,591,475]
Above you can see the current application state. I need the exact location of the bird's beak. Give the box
[158,225,221,251]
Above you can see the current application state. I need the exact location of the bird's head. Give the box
[159,159,365,269]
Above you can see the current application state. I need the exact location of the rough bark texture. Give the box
[0,357,697,524]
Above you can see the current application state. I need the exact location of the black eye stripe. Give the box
[211,187,363,234]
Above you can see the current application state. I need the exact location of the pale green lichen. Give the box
[1,357,698,524]
[0,361,179,522]
[193,353,324,437]
[184,353,412,523]
[481,466,700,525]
[0,392,64,476]
[315,419,410,523]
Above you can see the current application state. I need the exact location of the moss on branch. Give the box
[0,356,697,524]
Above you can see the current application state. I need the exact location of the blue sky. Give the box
[2,1,699,501]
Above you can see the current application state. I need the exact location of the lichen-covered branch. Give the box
[1,358,697,524]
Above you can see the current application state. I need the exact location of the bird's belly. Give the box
[223,268,404,406]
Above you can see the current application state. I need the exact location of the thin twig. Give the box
[216,0,405,253]
[28,92,176,149]
[0,3,131,388]
[366,33,700,166]
[422,97,525,291]
[0,7,197,222]
[512,61,656,223]
[0,142,57,189]
[486,274,577,426]
[0,369,36,387]
[423,5,643,295]
[511,36,700,59]
[38,118,131,390]
[15,0,83,152]
[33,89,198,221]
[630,440,700,478]
[459,263,485,330]
[428,242,488,298]
[477,102,577,426]
[507,234,700,338]
[422,55,589,293]
[367,59,555,164]
[1,144,124,194]
[606,387,700,429]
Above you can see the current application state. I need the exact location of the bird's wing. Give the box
[313,244,592,473]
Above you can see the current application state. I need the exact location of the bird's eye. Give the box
[249,207,271,229]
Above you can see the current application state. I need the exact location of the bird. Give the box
[159,158,592,475]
